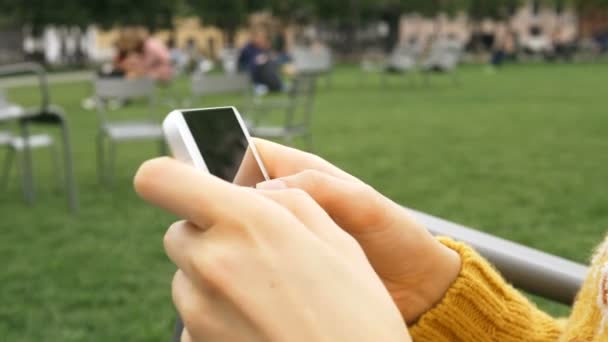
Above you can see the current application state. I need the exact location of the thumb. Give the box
[257,169,398,235]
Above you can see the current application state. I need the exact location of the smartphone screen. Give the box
[180,107,268,186]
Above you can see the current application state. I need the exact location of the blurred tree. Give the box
[87,0,176,31]
[0,0,177,33]
[183,0,273,46]
[467,0,524,20]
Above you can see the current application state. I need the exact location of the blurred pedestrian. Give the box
[238,28,283,92]
[127,29,173,82]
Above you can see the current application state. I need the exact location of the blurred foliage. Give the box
[0,0,175,33]
[1,0,608,33]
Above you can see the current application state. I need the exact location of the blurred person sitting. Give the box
[272,29,291,66]
[551,26,577,62]
[237,29,283,93]
[167,36,189,75]
[123,29,173,82]
[83,29,172,110]
[96,34,133,78]
[522,25,553,59]
[489,23,517,69]
[83,34,135,110]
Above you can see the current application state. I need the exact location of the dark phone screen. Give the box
[182,108,266,186]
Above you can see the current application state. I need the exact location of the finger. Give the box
[255,188,341,242]
[252,138,359,182]
[164,221,207,276]
[259,169,400,235]
[180,328,192,342]
[172,270,210,341]
[134,157,260,228]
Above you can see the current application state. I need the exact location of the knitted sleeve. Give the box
[409,237,563,341]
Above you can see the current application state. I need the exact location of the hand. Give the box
[253,139,461,323]
[134,157,411,342]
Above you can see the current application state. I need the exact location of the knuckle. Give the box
[299,169,325,188]
[188,247,234,292]
[347,183,389,224]
[163,221,184,251]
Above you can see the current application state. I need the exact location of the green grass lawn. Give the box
[1,62,608,340]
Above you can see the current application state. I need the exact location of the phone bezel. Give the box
[162,106,270,181]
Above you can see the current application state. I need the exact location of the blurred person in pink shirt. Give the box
[119,28,173,82]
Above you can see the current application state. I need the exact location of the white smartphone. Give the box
[162,106,270,185]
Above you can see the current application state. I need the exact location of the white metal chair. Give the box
[189,72,255,114]
[0,63,77,211]
[292,46,333,86]
[422,38,464,84]
[1,130,60,193]
[94,77,163,185]
[191,72,251,99]
[386,40,423,73]
[249,74,318,150]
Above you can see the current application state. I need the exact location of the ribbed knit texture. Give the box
[409,237,608,342]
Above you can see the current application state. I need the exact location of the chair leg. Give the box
[108,140,116,186]
[97,133,105,185]
[305,133,313,152]
[1,148,15,191]
[451,71,460,86]
[58,118,79,212]
[49,142,62,192]
[423,71,430,86]
[18,121,35,204]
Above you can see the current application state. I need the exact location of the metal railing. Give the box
[407,208,587,305]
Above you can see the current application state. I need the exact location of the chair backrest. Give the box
[219,48,239,74]
[0,130,11,145]
[94,77,156,100]
[191,72,250,97]
[427,39,464,70]
[0,63,50,113]
[284,74,317,130]
[0,87,25,122]
[292,47,332,75]
[389,44,418,70]
[93,77,156,125]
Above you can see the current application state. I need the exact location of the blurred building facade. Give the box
[2,1,608,67]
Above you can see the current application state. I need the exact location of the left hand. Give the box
[253,139,461,324]
[134,157,411,342]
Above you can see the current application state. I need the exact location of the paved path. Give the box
[0,70,93,88]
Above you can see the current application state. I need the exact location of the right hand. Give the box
[134,157,411,342]
[254,139,462,323]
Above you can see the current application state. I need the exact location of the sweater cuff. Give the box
[409,237,559,341]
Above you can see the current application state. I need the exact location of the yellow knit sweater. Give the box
[409,237,608,341]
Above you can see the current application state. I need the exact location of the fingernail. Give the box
[256,179,287,190]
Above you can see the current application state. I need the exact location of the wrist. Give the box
[403,240,461,324]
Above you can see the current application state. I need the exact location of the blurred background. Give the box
[0,0,607,340]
